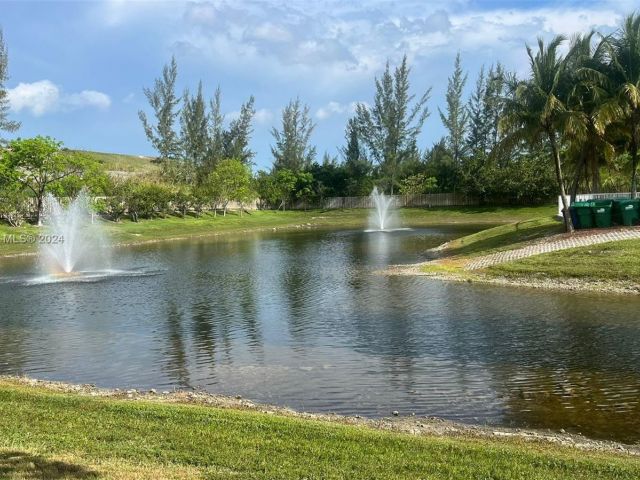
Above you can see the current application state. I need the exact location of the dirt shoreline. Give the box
[385,262,640,295]
[2,375,637,456]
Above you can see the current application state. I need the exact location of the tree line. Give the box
[1,14,640,231]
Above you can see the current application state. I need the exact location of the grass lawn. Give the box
[74,150,160,175]
[419,214,563,275]
[0,205,556,257]
[0,380,638,479]
[489,238,640,282]
[415,210,640,287]
[435,215,563,258]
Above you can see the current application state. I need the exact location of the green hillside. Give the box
[73,150,160,175]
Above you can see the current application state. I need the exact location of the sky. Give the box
[1,0,636,170]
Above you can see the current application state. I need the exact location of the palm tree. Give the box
[598,13,640,197]
[499,36,574,232]
[564,32,614,197]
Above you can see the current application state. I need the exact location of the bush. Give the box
[127,182,173,221]
[102,180,133,222]
[172,186,193,217]
[399,174,438,195]
[0,185,31,227]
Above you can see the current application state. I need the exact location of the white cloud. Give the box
[7,80,111,116]
[251,22,292,43]
[173,1,627,86]
[7,80,59,116]
[254,108,274,125]
[315,101,359,120]
[65,90,111,110]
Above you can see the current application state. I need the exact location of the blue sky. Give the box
[1,0,634,170]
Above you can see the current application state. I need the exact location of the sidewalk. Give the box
[464,227,640,270]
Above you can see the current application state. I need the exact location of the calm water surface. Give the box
[1,225,640,443]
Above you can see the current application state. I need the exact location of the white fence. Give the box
[23,192,477,219]
[558,192,636,216]
[293,192,478,210]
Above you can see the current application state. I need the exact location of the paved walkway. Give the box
[464,228,640,270]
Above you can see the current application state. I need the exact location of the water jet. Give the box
[366,187,409,232]
[39,191,111,278]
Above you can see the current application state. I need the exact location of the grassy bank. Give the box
[419,215,562,275]
[489,238,640,282]
[0,379,638,479]
[412,211,640,290]
[0,205,556,257]
[75,150,159,175]
[433,216,563,258]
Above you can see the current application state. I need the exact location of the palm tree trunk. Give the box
[631,133,638,198]
[548,130,574,233]
[571,150,586,203]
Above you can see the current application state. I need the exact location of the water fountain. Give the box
[366,187,409,232]
[38,191,111,279]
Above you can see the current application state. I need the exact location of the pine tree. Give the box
[205,86,225,172]
[485,63,506,152]
[439,53,469,165]
[342,117,372,195]
[342,117,362,165]
[271,97,316,171]
[466,66,488,156]
[355,55,430,193]
[223,95,255,164]
[138,56,182,162]
[180,81,209,170]
[0,28,20,139]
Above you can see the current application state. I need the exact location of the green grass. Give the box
[0,223,40,256]
[74,150,160,175]
[0,205,556,257]
[489,238,640,282]
[0,380,638,479]
[415,209,640,286]
[439,216,563,258]
[419,214,563,275]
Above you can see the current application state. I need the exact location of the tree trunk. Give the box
[35,194,43,227]
[571,149,586,204]
[631,133,638,198]
[589,148,601,194]
[548,130,574,233]
[592,167,601,194]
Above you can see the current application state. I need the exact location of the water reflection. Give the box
[1,226,640,442]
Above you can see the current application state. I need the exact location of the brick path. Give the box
[464,228,640,270]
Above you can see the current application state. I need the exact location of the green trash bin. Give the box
[592,200,613,228]
[571,201,594,229]
[613,199,640,226]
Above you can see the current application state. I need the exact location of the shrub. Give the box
[127,182,172,221]
[0,185,31,227]
[172,185,193,217]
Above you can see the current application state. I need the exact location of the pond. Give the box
[1,225,640,443]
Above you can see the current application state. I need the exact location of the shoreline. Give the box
[0,205,557,261]
[2,375,638,456]
[0,219,498,261]
[385,262,640,295]
[0,220,325,260]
